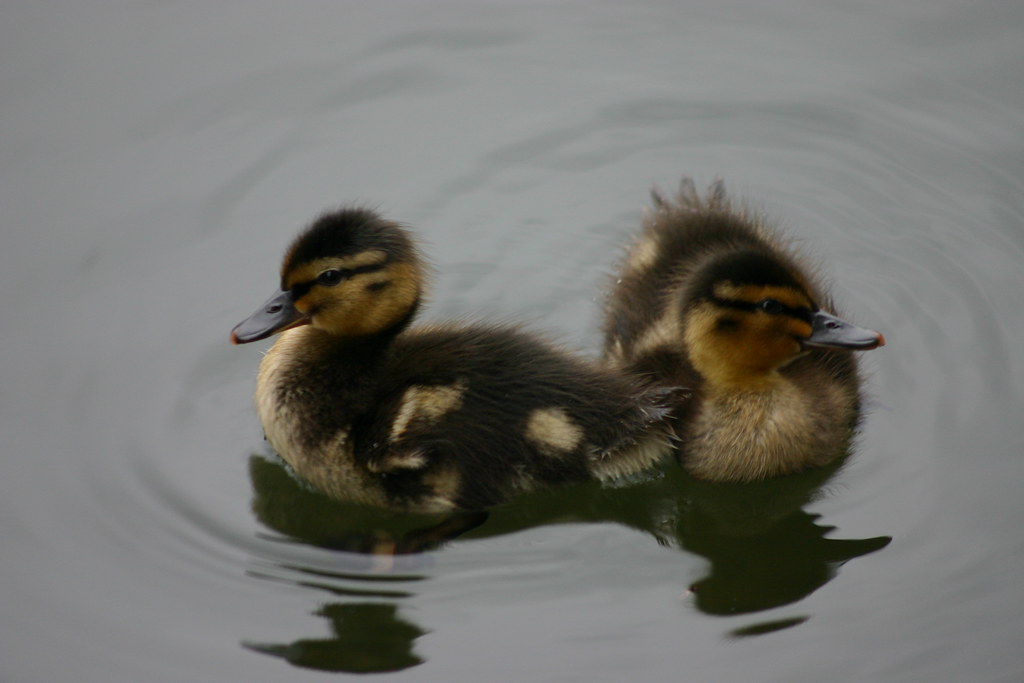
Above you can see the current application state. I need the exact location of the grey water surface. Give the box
[2,1,1023,681]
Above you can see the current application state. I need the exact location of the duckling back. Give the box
[603,180,884,482]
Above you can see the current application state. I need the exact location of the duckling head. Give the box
[231,208,423,344]
[682,249,884,389]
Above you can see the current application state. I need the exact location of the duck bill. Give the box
[230,289,309,344]
[804,311,885,351]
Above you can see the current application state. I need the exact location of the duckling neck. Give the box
[257,300,421,430]
[701,367,785,393]
[256,326,393,420]
[292,327,392,367]
[297,297,421,363]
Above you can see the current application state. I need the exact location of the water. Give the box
[2,1,1023,681]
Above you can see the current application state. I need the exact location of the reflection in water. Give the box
[249,455,489,556]
[246,452,890,670]
[475,459,890,625]
[244,603,426,673]
[243,456,458,674]
[673,465,892,618]
[685,507,890,617]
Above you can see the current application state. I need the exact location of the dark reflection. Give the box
[249,454,489,557]
[470,456,891,618]
[672,463,892,616]
[246,451,890,667]
[243,456,460,674]
[244,603,426,673]
[729,615,810,637]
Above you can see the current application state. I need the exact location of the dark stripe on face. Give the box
[708,295,814,324]
[290,261,388,299]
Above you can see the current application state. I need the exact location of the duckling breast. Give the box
[682,372,858,481]
[254,327,395,507]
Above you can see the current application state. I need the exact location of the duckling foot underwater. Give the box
[603,178,885,483]
[232,207,676,514]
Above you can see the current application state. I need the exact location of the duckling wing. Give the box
[582,383,683,480]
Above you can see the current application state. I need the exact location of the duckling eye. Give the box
[758,299,784,314]
[317,269,343,286]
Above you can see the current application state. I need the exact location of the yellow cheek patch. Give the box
[299,261,421,337]
[781,316,813,340]
[341,261,418,336]
[291,291,318,316]
[712,283,813,310]
[685,300,806,387]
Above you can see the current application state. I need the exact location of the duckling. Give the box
[231,207,673,513]
[603,179,884,482]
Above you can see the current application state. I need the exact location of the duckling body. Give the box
[233,208,672,513]
[603,180,884,482]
